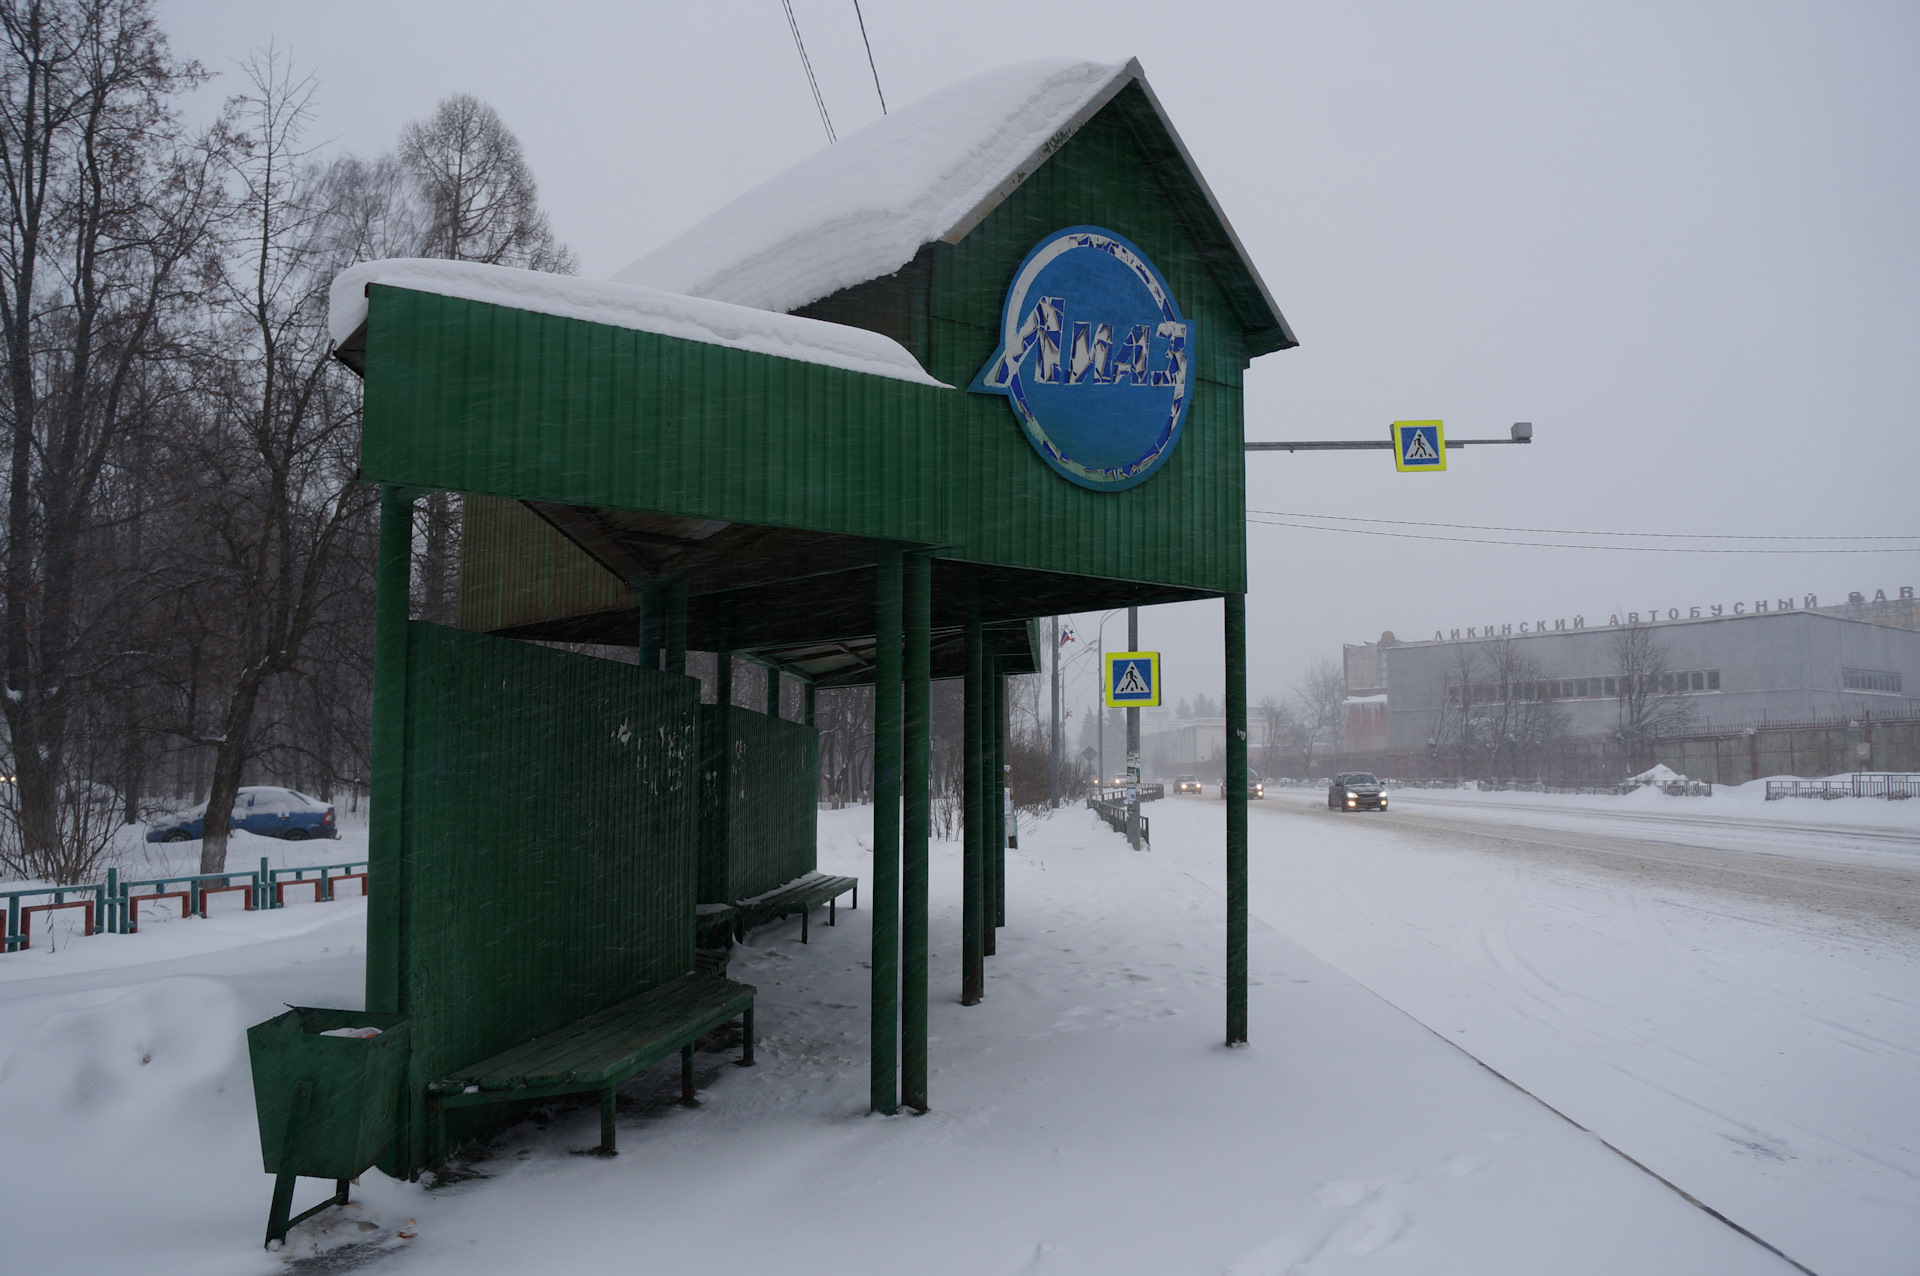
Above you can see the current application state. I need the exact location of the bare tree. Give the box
[1256,692,1295,778]
[0,0,222,878]
[165,52,377,873]
[1288,657,1346,774]
[396,93,576,273]
[1611,622,1694,776]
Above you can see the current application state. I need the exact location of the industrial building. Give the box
[1334,586,1920,782]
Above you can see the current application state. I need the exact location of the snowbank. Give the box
[328,259,945,387]
[613,60,1130,314]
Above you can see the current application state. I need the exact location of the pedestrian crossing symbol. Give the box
[1105,651,1161,707]
[1391,420,1446,472]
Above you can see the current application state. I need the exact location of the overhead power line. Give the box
[781,0,836,144]
[853,1,887,114]
[1247,509,1919,542]
[1247,518,1920,554]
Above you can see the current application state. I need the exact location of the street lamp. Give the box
[1093,608,1127,793]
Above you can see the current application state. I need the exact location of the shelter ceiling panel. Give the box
[361,288,952,546]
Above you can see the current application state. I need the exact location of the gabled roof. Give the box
[614,58,1295,356]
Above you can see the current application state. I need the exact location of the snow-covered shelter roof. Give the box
[329,258,943,386]
[614,58,1295,355]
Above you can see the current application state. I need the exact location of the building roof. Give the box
[329,258,941,386]
[613,58,1295,356]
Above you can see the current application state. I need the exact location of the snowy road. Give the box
[1320,794,1920,930]
[1162,787,1920,1276]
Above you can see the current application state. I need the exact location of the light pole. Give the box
[1093,608,1127,792]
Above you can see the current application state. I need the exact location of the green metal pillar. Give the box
[663,581,687,675]
[995,670,1008,930]
[901,552,931,1111]
[636,584,663,670]
[765,664,782,719]
[715,647,732,707]
[366,486,413,1019]
[870,544,903,1114]
[1225,593,1249,1046]
[961,598,985,1006]
[982,664,998,955]
[803,681,816,728]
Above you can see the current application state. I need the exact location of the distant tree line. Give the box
[0,0,573,881]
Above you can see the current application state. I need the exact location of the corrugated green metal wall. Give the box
[383,624,699,1166]
[361,292,950,545]
[846,102,1248,594]
[357,82,1254,603]
[698,705,818,903]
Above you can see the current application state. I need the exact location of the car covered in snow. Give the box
[1174,775,1203,794]
[1328,773,1387,812]
[146,786,339,843]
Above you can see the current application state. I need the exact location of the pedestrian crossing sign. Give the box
[1105,651,1161,707]
[1391,420,1446,472]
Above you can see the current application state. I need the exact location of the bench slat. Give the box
[436,973,753,1094]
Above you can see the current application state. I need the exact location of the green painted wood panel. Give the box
[378,624,699,1168]
[698,705,818,904]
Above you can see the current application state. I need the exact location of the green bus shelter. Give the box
[327,56,1294,1177]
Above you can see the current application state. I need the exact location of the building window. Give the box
[1844,668,1903,695]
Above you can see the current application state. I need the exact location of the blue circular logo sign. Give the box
[970,226,1193,492]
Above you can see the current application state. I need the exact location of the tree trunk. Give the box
[200,678,265,874]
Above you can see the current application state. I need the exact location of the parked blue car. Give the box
[146,786,339,843]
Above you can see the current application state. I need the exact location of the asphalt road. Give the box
[1253,790,1920,934]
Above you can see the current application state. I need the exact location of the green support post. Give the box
[1225,592,1249,1046]
[663,580,687,675]
[961,600,985,1006]
[366,485,413,1024]
[765,664,782,719]
[636,583,663,671]
[870,544,903,1114]
[803,682,816,727]
[982,665,998,956]
[995,671,1008,930]
[715,647,732,707]
[901,552,931,1110]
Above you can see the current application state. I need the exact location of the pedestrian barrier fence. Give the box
[1086,795,1151,846]
[1765,773,1919,801]
[3,858,368,954]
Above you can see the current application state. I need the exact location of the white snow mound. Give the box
[614,59,1130,314]
[328,259,945,387]
[1629,764,1689,786]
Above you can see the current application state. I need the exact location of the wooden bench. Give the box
[427,972,754,1155]
[733,873,858,943]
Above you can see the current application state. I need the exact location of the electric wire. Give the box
[1248,518,1920,554]
[781,0,836,144]
[1247,509,1918,542]
[853,0,887,113]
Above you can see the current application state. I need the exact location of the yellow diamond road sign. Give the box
[1105,651,1161,708]
[1391,420,1446,472]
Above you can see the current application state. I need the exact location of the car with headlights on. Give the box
[1174,775,1203,795]
[1328,772,1387,811]
[1217,776,1265,799]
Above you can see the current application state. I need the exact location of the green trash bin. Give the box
[247,1006,411,1246]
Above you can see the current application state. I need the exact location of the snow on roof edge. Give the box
[328,259,946,388]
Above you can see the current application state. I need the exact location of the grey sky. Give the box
[163,1,1920,715]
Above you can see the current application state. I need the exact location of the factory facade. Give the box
[1334,586,1920,782]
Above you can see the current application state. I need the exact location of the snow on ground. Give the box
[1189,784,1920,1276]
[2,798,1873,1274]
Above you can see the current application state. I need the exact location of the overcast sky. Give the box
[163,0,1920,716]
